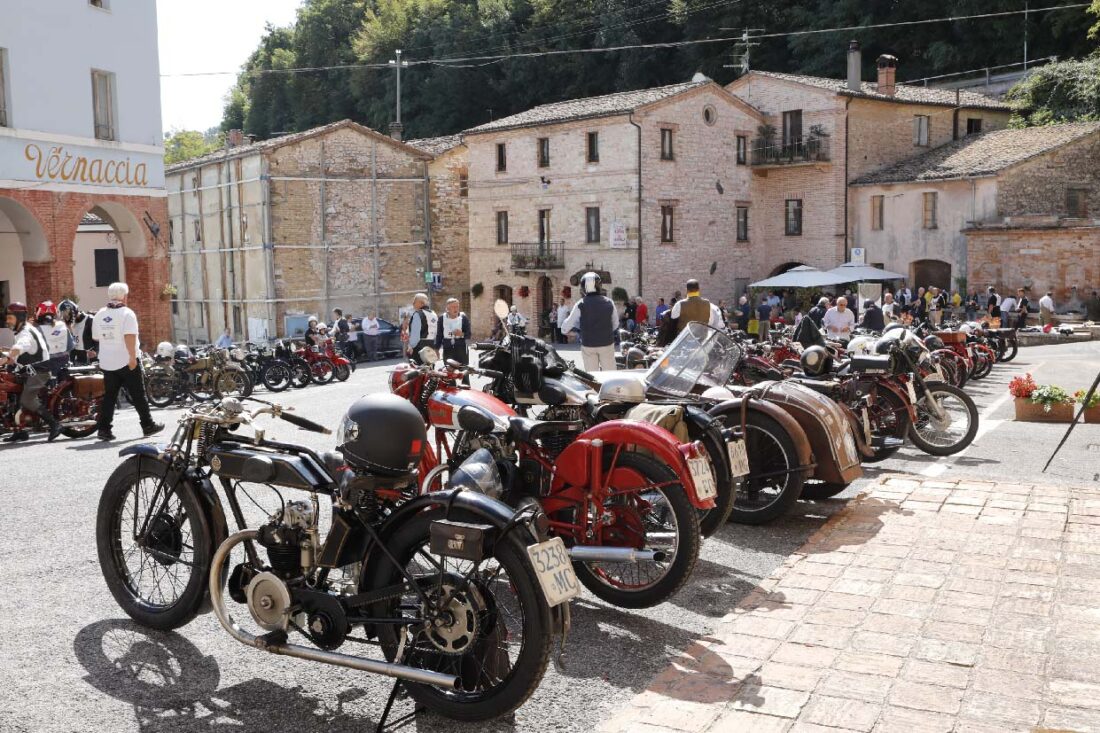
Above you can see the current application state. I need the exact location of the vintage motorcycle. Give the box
[95,393,573,722]
[391,339,714,609]
[238,342,294,393]
[0,359,104,439]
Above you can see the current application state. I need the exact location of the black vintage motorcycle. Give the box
[95,394,573,721]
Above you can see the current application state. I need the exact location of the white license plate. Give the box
[927,366,944,382]
[526,537,581,607]
[727,440,750,477]
[688,456,718,500]
[907,380,918,404]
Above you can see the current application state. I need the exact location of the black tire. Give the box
[290,358,312,389]
[970,348,994,380]
[261,361,292,392]
[53,383,101,438]
[724,411,806,525]
[908,382,979,457]
[308,358,335,385]
[571,451,701,609]
[333,362,351,382]
[696,431,737,538]
[1000,339,1018,363]
[800,482,851,500]
[145,368,179,408]
[96,456,212,631]
[188,372,217,402]
[366,508,551,722]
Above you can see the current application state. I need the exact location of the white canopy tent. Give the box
[826,262,906,282]
[750,265,849,289]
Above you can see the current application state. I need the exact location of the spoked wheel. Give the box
[860,387,912,464]
[188,372,217,402]
[570,451,700,609]
[261,361,292,392]
[214,369,252,399]
[53,384,101,438]
[333,362,351,382]
[366,508,551,722]
[908,382,979,457]
[999,338,1018,362]
[726,411,805,525]
[145,368,180,408]
[934,350,969,389]
[308,358,335,385]
[969,347,995,380]
[290,358,312,388]
[96,457,212,630]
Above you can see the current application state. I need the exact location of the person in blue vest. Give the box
[559,271,618,372]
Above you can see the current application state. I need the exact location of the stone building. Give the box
[726,43,1012,283]
[849,122,1100,298]
[408,135,470,314]
[461,79,762,336]
[1,0,169,344]
[165,120,452,343]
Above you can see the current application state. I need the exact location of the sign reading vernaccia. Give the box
[1,134,165,190]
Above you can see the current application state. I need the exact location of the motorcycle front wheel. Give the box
[366,508,551,722]
[908,382,979,456]
[309,358,335,385]
[290,358,312,388]
[214,369,253,399]
[695,431,737,537]
[53,383,101,438]
[571,451,701,609]
[261,361,292,392]
[96,456,212,630]
[145,368,179,408]
[333,362,351,382]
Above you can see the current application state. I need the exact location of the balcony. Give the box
[751,136,831,166]
[511,241,565,271]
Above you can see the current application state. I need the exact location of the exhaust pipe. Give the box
[63,420,99,428]
[568,546,667,563]
[209,530,459,689]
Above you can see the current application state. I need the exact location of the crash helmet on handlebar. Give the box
[336,393,427,478]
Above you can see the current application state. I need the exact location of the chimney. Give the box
[389,121,404,141]
[876,54,898,97]
[846,40,862,92]
[226,129,245,148]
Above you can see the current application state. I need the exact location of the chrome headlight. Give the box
[448,448,503,499]
[336,412,359,446]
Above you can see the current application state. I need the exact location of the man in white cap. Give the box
[559,271,618,371]
[406,292,438,363]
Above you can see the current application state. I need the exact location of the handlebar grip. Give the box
[474,342,498,350]
[573,367,597,382]
[280,411,331,435]
[480,368,505,380]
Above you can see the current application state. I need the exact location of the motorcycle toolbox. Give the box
[72,374,105,399]
[206,444,330,490]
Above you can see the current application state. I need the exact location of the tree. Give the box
[164,129,225,164]
[1005,56,1100,126]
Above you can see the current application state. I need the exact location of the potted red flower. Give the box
[1010,373,1075,422]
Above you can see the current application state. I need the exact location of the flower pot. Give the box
[1014,398,1075,422]
[1083,405,1100,424]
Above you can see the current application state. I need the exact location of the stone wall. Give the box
[427,145,470,313]
[996,133,1100,218]
[967,224,1100,303]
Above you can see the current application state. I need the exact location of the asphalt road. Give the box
[1,340,1097,733]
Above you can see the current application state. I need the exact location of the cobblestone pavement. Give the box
[598,475,1100,733]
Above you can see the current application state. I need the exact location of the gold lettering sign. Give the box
[23,143,148,187]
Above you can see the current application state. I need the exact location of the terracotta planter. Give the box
[1083,405,1100,424]
[1014,398,1075,422]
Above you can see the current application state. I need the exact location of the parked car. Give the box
[348,317,403,360]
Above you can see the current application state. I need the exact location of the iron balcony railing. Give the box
[511,241,565,270]
[750,136,831,166]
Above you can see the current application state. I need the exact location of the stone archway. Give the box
[910,259,952,291]
[769,261,806,277]
[0,196,50,309]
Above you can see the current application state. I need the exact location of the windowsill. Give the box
[736,239,750,244]
[785,233,802,237]
[660,240,676,245]
[587,159,600,165]
[660,157,675,162]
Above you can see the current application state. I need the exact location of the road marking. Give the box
[919,362,1044,478]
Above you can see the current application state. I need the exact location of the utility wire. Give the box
[159,3,1088,78]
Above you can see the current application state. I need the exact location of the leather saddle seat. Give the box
[508,416,584,444]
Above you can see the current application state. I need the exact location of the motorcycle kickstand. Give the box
[375,679,421,733]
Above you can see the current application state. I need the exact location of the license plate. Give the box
[927,366,944,382]
[526,537,581,607]
[727,440,750,477]
[906,380,918,404]
[687,456,718,500]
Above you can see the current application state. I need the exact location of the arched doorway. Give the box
[72,212,127,312]
[0,197,49,347]
[534,276,553,339]
[910,259,951,291]
[492,284,513,306]
[769,261,806,277]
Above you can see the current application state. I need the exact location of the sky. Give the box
[157,0,304,136]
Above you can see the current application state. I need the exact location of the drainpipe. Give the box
[629,113,643,296]
[423,159,433,310]
[843,97,852,263]
[261,157,278,339]
[952,89,961,141]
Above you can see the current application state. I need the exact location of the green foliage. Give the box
[1005,57,1100,126]
[221,0,1098,140]
[611,286,629,303]
[1029,384,1072,412]
[1092,0,1100,40]
[471,282,484,298]
[164,129,225,164]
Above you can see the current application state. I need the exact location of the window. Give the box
[922,192,938,229]
[168,220,175,247]
[538,209,551,244]
[171,295,178,316]
[195,305,204,328]
[585,207,601,244]
[736,135,747,165]
[91,69,116,141]
[913,115,930,147]
[736,207,749,242]
[702,105,716,126]
[241,213,250,244]
[233,305,243,335]
[537,137,550,168]
[1067,188,1090,218]
[871,195,884,231]
[966,118,983,135]
[93,249,120,286]
[586,132,599,163]
[660,128,674,161]
[660,205,675,243]
[782,110,803,154]
[784,199,802,236]
[0,48,9,128]
[496,142,507,172]
[458,170,468,197]
[496,211,509,244]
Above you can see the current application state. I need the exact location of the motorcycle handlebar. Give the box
[474,342,499,350]
[279,411,332,435]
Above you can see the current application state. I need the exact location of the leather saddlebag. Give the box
[73,374,106,399]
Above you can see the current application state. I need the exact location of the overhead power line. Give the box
[159,3,1089,78]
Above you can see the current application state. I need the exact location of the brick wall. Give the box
[996,133,1100,218]
[967,224,1100,303]
[427,145,470,312]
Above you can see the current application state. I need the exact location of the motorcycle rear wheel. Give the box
[309,358,335,385]
[367,508,551,721]
[908,383,979,457]
[696,431,737,537]
[724,411,805,525]
[571,451,701,609]
[290,358,312,388]
[261,361,292,392]
[53,383,101,438]
[145,368,179,408]
[999,339,1018,362]
[333,362,351,382]
[96,456,212,630]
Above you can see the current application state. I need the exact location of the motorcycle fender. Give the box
[552,420,714,510]
[681,406,733,482]
[707,399,813,470]
[878,379,918,423]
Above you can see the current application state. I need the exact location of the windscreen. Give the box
[644,322,742,397]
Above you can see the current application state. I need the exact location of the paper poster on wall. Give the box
[610,220,628,249]
[248,317,269,343]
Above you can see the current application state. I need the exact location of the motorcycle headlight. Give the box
[336,412,359,446]
[448,448,503,499]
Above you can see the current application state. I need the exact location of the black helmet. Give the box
[923,334,945,351]
[5,302,28,329]
[58,299,79,324]
[336,394,426,477]
[800,345,833,376]
[882,322,906,335]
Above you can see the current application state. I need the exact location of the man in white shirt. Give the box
[92,282,163,441]
[1039,291,1055,326]
[999,292,1018,329]
[556,301,572,343]
[360,309,381,361]
[881,292,897,323]
[823,296,856,342]
[0,302,61,442]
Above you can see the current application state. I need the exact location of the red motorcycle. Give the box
[0,362,104,440]
[319,338,354,381]
[275,340,336,387]
[390,352,714,609]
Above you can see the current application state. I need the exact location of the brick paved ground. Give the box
[598,475,1100,733]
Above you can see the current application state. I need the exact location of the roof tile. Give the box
[748,70,1012,111]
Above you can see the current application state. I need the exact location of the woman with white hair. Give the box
[406,292,438,363]
[92,282,163,441]
[435,297,471,382]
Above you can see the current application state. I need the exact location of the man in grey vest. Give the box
[559,271,618,372]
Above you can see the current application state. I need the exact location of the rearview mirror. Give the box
[494,299,509,322]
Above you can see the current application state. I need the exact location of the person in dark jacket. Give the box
[59,299,98,365]
[808,297,830,328]
[859,299,885,332]
[559,272,618,371]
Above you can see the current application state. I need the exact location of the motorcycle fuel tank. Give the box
[427,388,516,432]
